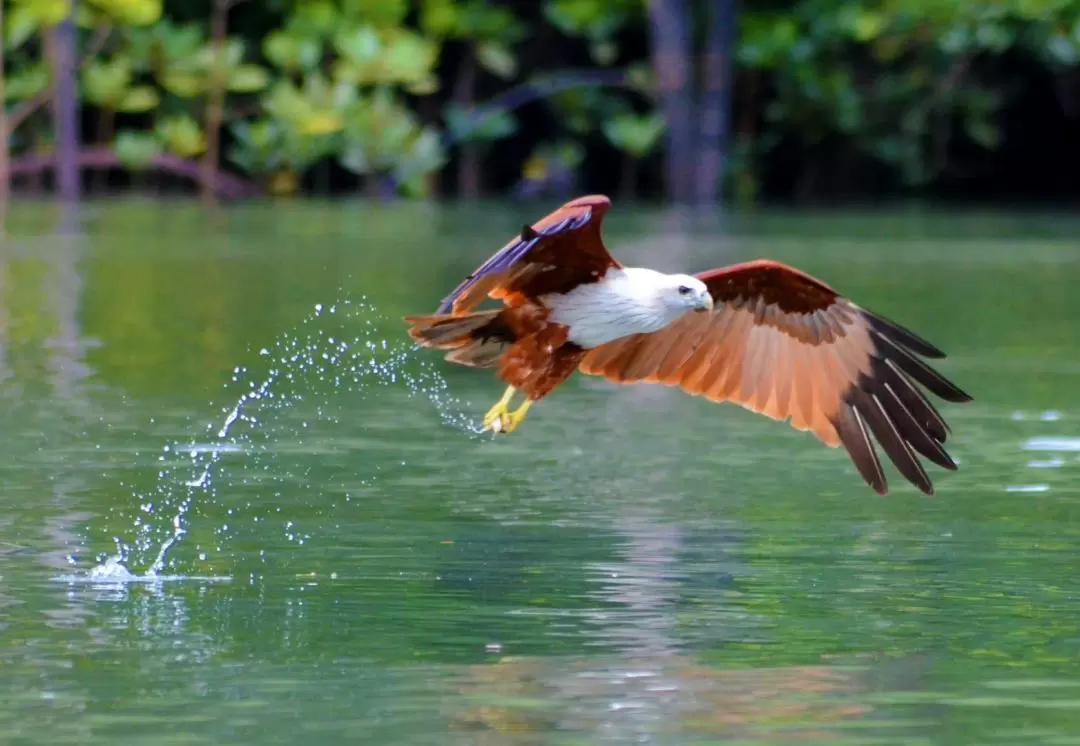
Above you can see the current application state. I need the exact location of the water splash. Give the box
[80,297,478,581]
[1023,436,1080,452]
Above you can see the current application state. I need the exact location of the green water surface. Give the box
[0,200,1078,745]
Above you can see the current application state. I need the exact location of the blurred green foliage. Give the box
[737,0,1080,189]
[3,0,1080,200]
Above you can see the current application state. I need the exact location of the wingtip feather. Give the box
[561,194,612,211]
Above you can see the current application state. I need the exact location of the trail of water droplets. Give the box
[91,298,479,579]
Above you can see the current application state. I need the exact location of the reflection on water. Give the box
[447,655,876,743]
[0,201,1078,745]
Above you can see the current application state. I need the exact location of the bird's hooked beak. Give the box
[694,290,714,313]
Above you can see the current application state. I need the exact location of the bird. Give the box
[404,194,972,496]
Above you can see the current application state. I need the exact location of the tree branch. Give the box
[7,25,112,135]
[8,147,261,199]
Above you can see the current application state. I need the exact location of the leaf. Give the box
[12,0,69,29]
[442,103,471,139]
[263,31,296,68]
[851,9,885,42]
[261,75,347,136]
[199,37,248,70]
[522,152,546,180]
[330,78,360,110]
[228,64,271,93]
[381,30,439,84]
[88,0,162,26]
[230,119,279,150]
[5,5,45,50]
[443,103,516,143]
[420,0,460,37]
[281,130,337,171]
[118,85,160,113]
[264,31,323,72]
[333,25,382,66]
[156,115,207,158]
[395,126,446,182]
[405,75,440,96]
[114,130,162,169]
[298,112,345,136]
[938,27,972,55]
[81,58,134,108]
[602,112,666,157]
[965,117,1000,150]
[341,0,409,28]
[475,41,517,79]
[262,79,311,124]
[227,119,285,174]
[339,88,434,173]
[543,0,625,40]
[556,140,586,167]
[292,0,339,36]
[1046,33,1078,65]
[625,63,654,94]
[75,3,103,28]
[161,22,206,61]
[268,169,300,196]
[159,70,204,98]
[339,145,371,175]
[5,63,50,101]
[472,110,517,141]
[128,0,164,26]
[974,22,1014,53]
[590,40,617,66]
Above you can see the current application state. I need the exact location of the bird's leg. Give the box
[483,385,518,432]
[482,386,535,434]
[500,399,534,433]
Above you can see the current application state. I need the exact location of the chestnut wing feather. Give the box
[435,194,621,314]
[577,260,972,496]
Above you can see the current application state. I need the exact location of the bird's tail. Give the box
[403,309,516,368]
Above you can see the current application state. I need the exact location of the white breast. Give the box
[543,268,685,349]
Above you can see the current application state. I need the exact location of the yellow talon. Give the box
[483,386,517,432]
[482,387,534,434]
[500,400,533,433]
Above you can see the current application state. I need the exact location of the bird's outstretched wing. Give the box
[435,194,621,315]
[577,259,972,495]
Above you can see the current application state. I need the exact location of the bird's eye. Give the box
[677,285,692,295]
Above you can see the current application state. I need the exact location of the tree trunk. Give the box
[694,0,735,206]
[51,4,80,204]
[0,0,9,232]
[93,107,115,194]
[453,52,480,199]
[364,174,380,200]
[419,95,442,198]
[27,136,44,195]
[315,158,330,197]
[734,69,760,204]
[202,0,233,208]
[620,155,637,201]
[646,0,695,204]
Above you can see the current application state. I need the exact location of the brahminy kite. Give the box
[405,195,972,495]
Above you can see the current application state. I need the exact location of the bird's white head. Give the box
[548,267,715,348]
[659,273,714,315]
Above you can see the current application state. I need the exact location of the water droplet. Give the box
[1024,437,1080,452]
[91,294,476,577]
